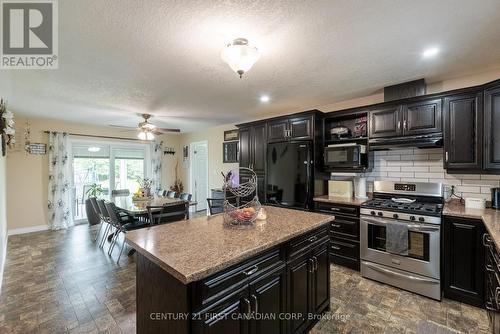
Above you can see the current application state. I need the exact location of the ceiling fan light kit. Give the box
[221,38,260,78]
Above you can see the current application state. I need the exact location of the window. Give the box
[70,140,150,222]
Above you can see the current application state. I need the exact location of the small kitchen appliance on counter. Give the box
[492,188,500,210]
[465,197,486,210]
[328,180,353,198]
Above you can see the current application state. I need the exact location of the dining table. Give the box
[111,195,198,215]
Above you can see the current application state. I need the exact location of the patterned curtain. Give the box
[47,132,73,230]
[151,140,163,195]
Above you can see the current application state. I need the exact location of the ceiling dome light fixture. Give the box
[221,38,260,78]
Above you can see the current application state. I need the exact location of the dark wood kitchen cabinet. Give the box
[443,216,485,307]
[238,123,266,174]
[267,116,314,143]
[287,233,329,334]
[369,105,401,138]
[484,85,500,171]
[402,98,442,135]
[443,92,483,171]
[370,99,442,138]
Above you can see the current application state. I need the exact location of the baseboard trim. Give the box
[0,235,7,295]
[8,225,49,236]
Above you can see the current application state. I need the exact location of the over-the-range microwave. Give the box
[324,143,368,170]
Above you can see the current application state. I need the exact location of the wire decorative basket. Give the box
[222,167,261,226]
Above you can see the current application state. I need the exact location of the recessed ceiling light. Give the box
[422,47,440,58]
[260,95,270,103]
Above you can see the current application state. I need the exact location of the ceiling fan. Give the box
[110,114,180,140]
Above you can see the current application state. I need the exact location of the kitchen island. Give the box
[126,206,334,334]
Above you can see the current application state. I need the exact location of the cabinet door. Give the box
[443,217,485,307]
[256,175,265,203]
[267,119,289,143]
[402,99,442,135]
[251,124,266,174]
[443,92,483,171]
[287,255,312,334]
[289,117,313,141]
[484,85,500,170]
[369,106,402,138]
[192,289,249,334]
[239,127,251,169]
[249,266,286,334]
[311,242,330,314]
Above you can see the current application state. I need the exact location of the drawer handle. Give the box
[331,245,341,250]
[331,224,341,228]
[486,301,497,312]
[308,236,317,243]
[330,208,340,211]
[486,264,495,272]
[243,265,259,276]
[495,287,500,308]
[484,233,492,247]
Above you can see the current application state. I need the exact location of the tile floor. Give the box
[0,224,490,333]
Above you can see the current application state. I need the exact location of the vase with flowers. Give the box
[133,177,153,200]
[0,99,15,156]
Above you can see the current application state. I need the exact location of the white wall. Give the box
[0,153,7,292]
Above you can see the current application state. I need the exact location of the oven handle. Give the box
[362,261,439,284]
[361,217,440,232]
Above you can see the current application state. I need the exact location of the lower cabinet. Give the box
[484,233,500,334]
[443,216,485,307]
[192,225,331,334]
[287,239,330,334]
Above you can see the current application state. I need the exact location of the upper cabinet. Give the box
[443,92,483,171]
[369,99,442,138]
[267,116,313,143]
[484,85,500,171]
[369,106,401,138]
[403,99,442,135]
[238,123,266,174]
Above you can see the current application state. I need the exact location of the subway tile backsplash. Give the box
[331,148,500,201]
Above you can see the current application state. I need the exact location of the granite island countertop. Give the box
[125,206,333,284]
[313,194,371,206]
[443,200,500,250]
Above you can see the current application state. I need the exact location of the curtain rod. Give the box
[43,131,145,142]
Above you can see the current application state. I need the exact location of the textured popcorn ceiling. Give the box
[2,0,500,132]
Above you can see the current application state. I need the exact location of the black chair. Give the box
[179,193,192,201]
[96,199,112,247]
[89,197,102,242]
[111,189,130,196]
[147,202,188,226]
[105,202,149,262]
[166,191,176,198]
[207,196,237,215]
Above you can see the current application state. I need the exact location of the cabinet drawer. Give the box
[330,238,359,260]
[193,247,284,308]
[330,218,359,239]
[287,225,329,260]
[315,202,359,218]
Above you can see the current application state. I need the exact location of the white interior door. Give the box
[191,141,208,211]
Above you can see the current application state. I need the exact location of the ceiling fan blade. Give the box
[153,128,181,134]
[108,124,139,130]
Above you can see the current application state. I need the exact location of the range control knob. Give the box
[392,214,399,219]
[410,216,416,221]
[377,212,383,217]
[370,211,376,216]
[419,217,425,222]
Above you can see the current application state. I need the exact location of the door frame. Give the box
[189,140,209,213]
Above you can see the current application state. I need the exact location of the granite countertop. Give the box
[313,194,371,206]
[125,206,333,284]
[443,200,500,250]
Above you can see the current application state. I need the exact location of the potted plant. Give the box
[85,183,104,226]
[85,183,104,198]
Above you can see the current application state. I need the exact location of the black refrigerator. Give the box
[266,141,313,210]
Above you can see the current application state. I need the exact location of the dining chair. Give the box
[89,197,102,242]
[206,196,237,215]
[96,199,112,247]
[111,189,130,196]
[179,193,192,201]
[147,202,189,226]
[166,191,176,198]
[105,202,149,262]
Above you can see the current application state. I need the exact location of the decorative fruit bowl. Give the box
[223,197,261,226]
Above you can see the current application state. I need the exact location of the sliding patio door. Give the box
[71,140,150,223]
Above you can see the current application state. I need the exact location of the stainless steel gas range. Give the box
[360,181,444,300]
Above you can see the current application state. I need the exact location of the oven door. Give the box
[360,216,440,279]
[324,145,362,168]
